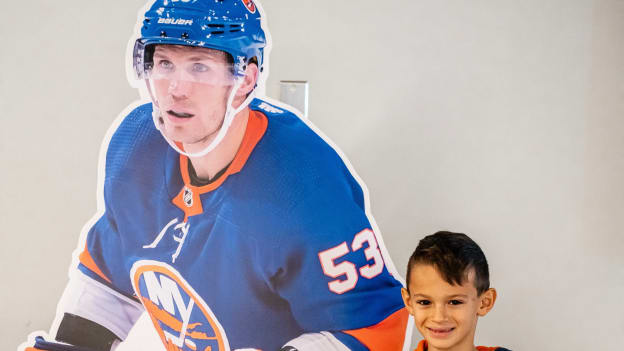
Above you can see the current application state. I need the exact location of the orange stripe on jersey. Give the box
[172,185,204,222]
[79,244,112,284]
[173,109,268,218]
[477,347,501,351]
[164,338,184,351]
[344,307,409,351]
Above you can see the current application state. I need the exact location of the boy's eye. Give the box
[416,300,431,306]
[449,299,464,305]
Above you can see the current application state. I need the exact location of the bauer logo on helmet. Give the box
[157,17,193,26]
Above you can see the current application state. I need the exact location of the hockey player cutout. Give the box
[19,1,413,350]
[401,232,511,351]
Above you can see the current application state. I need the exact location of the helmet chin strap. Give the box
[150,78,256,158]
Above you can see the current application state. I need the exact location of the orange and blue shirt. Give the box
[415,340,511,351]
[78,99,408,350]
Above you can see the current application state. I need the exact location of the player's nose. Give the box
[168,78,192,99]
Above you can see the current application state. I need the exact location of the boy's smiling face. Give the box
[401,264,496,351]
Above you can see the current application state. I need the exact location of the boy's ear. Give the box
[401,288,415,315]
[477,288,497,316]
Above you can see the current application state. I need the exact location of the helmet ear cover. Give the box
[141,43,155,78]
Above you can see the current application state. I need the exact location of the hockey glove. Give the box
[25,336,97,351]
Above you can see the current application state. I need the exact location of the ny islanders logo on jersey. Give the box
[131,261,230,351]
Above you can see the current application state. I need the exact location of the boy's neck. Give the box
[420,340,478,351]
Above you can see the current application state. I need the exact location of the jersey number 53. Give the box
[317,229,385,294]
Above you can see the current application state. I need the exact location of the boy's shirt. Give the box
[415,340,511,351]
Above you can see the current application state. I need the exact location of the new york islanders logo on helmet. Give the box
[131,261,230,351]
[240,0,256,13]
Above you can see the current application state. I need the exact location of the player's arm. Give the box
[281,307,410,351]
[22,270,143,351]
[26,336,99,351]
[280,332,357,351]
[25,323,116,351]
[273,221,410,351]
[271,157,411,350]
[279,304,410,351]
[23,200,143,351]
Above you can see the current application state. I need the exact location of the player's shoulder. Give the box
[104,102,168,178]
[250,99,354,184]
[250,98,292,119]
[249,98,346,178]
[251,98,324,144]
[108,102,158,148]
[241,98,366,224]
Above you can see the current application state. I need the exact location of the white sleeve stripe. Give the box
[283,331,350,351]
[73,270,143,308]
[50,270,144,341]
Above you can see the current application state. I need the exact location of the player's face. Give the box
[149,45,235,149]
[401,264,494,351]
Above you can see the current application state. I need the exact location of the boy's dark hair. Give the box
[406,231,490,295]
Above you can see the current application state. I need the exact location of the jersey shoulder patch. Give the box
[255,100,285,115]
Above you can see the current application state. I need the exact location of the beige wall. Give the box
[2,1,623,350]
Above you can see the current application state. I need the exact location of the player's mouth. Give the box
[167,110,195,119]
[427,327,455,338]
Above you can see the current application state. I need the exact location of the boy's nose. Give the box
[431,305,449,322]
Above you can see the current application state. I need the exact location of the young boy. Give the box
[401,231,510,351]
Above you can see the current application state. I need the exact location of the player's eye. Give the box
[192,63,210,73]
[416,300,431,306]
[449,299,464,305]
[157,60,174,71]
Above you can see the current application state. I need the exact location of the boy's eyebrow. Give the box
[410,293,470,299]
[410,293,431,298]
[448,294,469,299]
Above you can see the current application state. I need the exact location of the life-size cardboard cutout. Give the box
[19,1,412,350]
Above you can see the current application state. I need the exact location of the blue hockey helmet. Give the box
[133,0,267,79]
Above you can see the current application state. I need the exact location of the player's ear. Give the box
[231,62,258,109]
[235,62,259,98]
[477,288,497,316]
[401,287,415,316]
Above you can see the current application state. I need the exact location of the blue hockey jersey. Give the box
[78,99,408,351]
